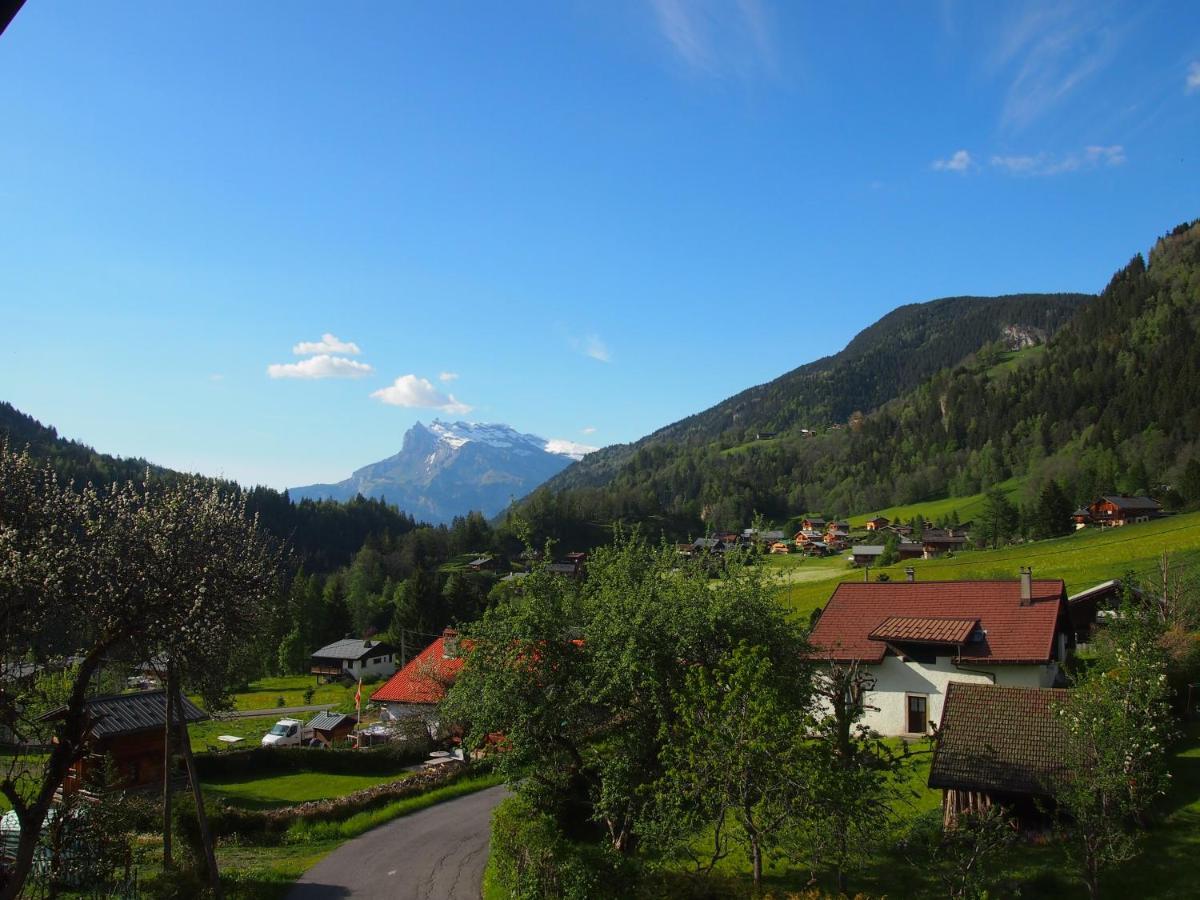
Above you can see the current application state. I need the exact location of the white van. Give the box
[260,717,312,748]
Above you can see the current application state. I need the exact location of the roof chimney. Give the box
[905,567,915,583]
[442,627,459,660]
[1019,567,1033,605]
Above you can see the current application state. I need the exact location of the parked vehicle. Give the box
[261,718,312,748]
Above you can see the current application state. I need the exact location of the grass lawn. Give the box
[666,725,1200,898]
[188,714,282,752]
[202,770,413,810]
[215,675,362,713]
[776,509,1200,619]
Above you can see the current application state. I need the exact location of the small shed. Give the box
[850,545,885,567]
[306,711,355,747]
[928,683,1069,829]
[44,690,208,793]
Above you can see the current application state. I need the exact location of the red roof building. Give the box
[371,628,465,708]
[808,571,1073,737]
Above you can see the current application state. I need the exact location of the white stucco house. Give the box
[310,637,398,681]
[808,569,1073,737]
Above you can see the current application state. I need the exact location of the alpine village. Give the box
[5,5,1200,900]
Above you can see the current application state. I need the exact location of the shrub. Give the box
[194,742,429,780]
[487,795,635,899]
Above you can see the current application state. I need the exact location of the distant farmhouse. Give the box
[1073,495,1163,528]
[310,638,397,681]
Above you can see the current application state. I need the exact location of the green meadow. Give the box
[769,509,1200,618]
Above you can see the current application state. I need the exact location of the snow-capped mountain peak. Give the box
[426,420,597,460]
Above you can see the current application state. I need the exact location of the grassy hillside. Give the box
[771,509,1200,617]
[846,477,1024,528]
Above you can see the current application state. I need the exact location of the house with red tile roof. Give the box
[370,628,464,736]
[808,569,1072,738]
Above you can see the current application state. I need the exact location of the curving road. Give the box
[285,784,510,899]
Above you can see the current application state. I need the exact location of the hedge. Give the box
[193,741,430,779]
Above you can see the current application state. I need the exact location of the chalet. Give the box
[804,540,829,557]
[921,529,968,558]
[692,537,727,554]
[801,517,827,533]
[824,526,849,544]
[306,711,355,748]
[467,555,496,572]
[759,530,786,544]
[45,690,208,792]
[371,628,464,737]
[546,562,582,577]
[878,523,914,538]
[1071,507,1091,529]
[769,542,791,555]
[850,545,885,567]
[1086,495,1163,527]
[897,541,926,560]
[310,638,397,681]
[808,570,1073,737]
[865,516,889,531]
[928,683,1069,829]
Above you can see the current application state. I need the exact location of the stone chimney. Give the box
[442,628,460,660]
[1019,567,1033,605]
[905,567,915,583]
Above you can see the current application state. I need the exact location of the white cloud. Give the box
[932,150,974,173]
[581,426,597,435]
[990,3,1123,130]
[292,333,361,356]
[208,373,225,382]
[1187,61,1200,94]
[371,375,472,414]
[649,0,775,77]
[438,371,459,382]
[990,144,1125,176]
[267,355,374,379]
[544,438,599,461]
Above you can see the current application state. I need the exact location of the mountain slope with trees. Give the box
[516,221,1199,546]
[544,292,1088,493]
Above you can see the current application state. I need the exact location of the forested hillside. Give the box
[517,221,1200,547]
[545,292,1088,492]
[0,403,516,665]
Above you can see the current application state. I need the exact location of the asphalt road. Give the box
[285,784,510,899]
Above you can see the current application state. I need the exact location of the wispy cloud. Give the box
[581,426,597,435]
[371,375,472,414]
[1188,61,1200,94]
[569,333,611,363]
[438,371,459,382]
[932,150,974,173]
[208,373,225,382]
[292,333,361,356]
[648,0,775,77]
[268,355,374,379]
[990,144,1126,176]
[990,2,1123,130]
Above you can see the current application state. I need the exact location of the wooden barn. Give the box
[306,711,355,748]
[928,682,1069,829]
[46,690,208,793]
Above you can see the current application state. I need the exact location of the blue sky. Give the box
[2,1,1198,489]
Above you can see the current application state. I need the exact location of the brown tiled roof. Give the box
[928,683,1070,796]
[809,580,1067,664]
[869,616,977,645]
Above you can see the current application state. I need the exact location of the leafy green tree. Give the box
[792,660,912,894]
[1032,480,1074,540]
[649,643,811,887]
[442,533,807,856]
[0,446,280,900]
[1053,594,1174,899]
[977,488,1019,549]
[1180,459,1200,508]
